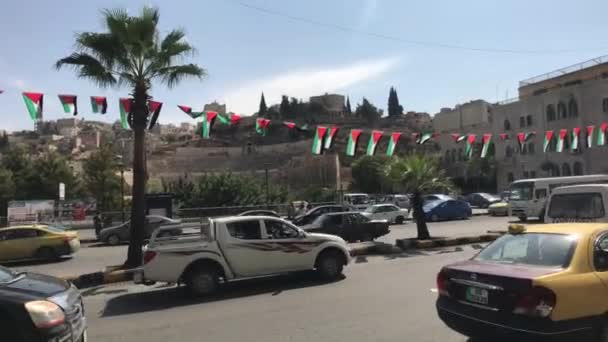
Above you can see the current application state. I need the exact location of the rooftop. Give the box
[519,55,608,87]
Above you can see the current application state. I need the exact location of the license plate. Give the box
[465,287,488,305]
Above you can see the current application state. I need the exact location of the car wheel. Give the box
[315,250,344,280]
[107,234,121,246]
[395,216,405,224]
[185,266,219,297]
[35,247,57,260]
[360,232,374,242]
[431,214,439,222]
[518,215,527,222]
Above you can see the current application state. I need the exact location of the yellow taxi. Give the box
[0,224,80,262]
[436,223,608,341]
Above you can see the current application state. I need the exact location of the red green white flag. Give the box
[465,134,476,159]
[22,92,43,121]
[598,123,608,146]
[346,129,363,156]
[556,129,568,152]
[230,114,242,125]
[178,105,204,119]
[499,133,509,141]
[480,134,492,158]
[201,111,218,139]
[58,95,77,116]
[386,132,402,156]
[256,118,271,136]
[417,132,433,145]
[517,132,535,151]
[324,127,339,149]
[283,121,296,129]
[450,133,466,143]
[366,130,383,155]
[147,100,162,129]
[118,98,132,129]
[587,125,595,148]
[312,126,328,155]
[90,96,107,114]
[571,127,581,151]
[543,131,554,153]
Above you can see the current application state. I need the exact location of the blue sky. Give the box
[1,0,607,131]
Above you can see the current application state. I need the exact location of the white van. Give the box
[509,174,608,221]
[343,193,370,210]
[544,184,608,223]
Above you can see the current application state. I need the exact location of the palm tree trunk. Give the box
[412,192,430,240]
[125,85,149,268]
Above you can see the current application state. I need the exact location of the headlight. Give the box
[24,300,65,329]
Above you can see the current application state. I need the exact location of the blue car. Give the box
[424,199,472,222]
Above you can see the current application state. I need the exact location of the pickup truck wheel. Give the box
[107,234,121,246]
[395,216,405,224]
[316,250,344,280]
[185,267,219,297]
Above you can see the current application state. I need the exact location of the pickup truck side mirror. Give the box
[298,230,306,238]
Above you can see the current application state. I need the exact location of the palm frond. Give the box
[75,32,130,72]
[55,53,117,87]
[156,64,206,88]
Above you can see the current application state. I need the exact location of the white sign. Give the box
[8,200,55,225]
[59,182,65,201]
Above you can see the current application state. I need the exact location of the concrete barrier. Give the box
[62,268,133,289]
[396,233,500,250]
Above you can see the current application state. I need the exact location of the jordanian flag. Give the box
[599,123,608,146]
[201,111,218,139]
[556,129,568,152]
[465,134,476,159]
[587,125,595,148]
[366,130,383,156]
[450,133,466,143]
[517,132,535,151]
[346,129,363,156]
[324,127,339,149]
[119,98,132,129]
[58,95,77,116]
[417,132,433,145]
[256,118,271,136]
[543,131,554,153]
[90,96,107,114]
[312,126,328,155]
[386,132,402,156]
[480,134,492,158]
[22,92,43,121]
[571,127,581,151]
[148,100,163,129]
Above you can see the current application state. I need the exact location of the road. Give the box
[3,215,511,278]
[82,247,481,342]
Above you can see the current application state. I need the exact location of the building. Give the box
[203,101,227,116]
[76,131,101,150]
[56,118,79,137]
[309,94,346,116]
[434,55,608,191]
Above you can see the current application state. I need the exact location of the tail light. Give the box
[143,251,157,265]
[62,234,77,242]
[436,270,450,297]
[513,286,556,317]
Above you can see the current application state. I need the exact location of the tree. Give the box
[0,168,16,216]
[345,96,352,115]
[83,145,122,211]
[387,87,403,117]
[355,98,381,123]
[258,92,268,117]
[351,156,393,193]
[55,7,206,267]
[279,95,290,119]
[30,152,82,200]
[387,154,453,240]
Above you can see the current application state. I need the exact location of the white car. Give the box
[361,204,409,224]
[135,216,352,296]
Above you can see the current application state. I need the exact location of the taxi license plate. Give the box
[465,287,488,305]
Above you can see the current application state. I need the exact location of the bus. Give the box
[509,174,608,222]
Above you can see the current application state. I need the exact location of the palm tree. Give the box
[387,154,453,240]
[56,7,205,267]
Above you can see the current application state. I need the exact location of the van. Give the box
[544,184,608,223]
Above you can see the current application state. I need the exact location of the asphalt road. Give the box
[82,247,482,342]
[4,215,511,278]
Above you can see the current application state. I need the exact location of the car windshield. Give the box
[364,206,376,213]
[510,182,533,201]
[0,266,16,283]
[348,195,369,204]
[475,233,576,267]
[479,193,499,201]
[311,214,328,226]
[423,200,443,211]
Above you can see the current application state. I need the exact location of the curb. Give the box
[80,238,98,244]
[349,241,402,256]
[396,233,500,250]
[62,268,134,289]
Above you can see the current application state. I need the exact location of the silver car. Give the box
[99,215,183,245]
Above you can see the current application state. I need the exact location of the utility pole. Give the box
[265,168,269,208]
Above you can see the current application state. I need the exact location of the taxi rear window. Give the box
[475,233,576,268]
[548,192,604,221]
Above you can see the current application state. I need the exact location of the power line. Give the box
[230,1,606,55]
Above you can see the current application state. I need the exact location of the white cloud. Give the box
[221,57,400,114]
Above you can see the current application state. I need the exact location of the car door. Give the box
[592,231,608,288]
[8,229,42,259]
[221,219,274,277]
[0,230,17,260]
[322,214,344,237]
[261,219,311,271]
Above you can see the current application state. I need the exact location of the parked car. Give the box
[436,223,608,341]
[291,205,352,226]
[0,224,80,262]
[382,194,411,209]
[465,192,501,208]
[135,216,351,296]
[301,212,390,242]
[423,194,453,203]
[488,201,509,216]
[99,215,183,245]
[0,265,87,341]
[237,210,280,217]
[361,204,409,224]
[424,199,472,222]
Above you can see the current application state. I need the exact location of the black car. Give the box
[464,192,501,208]
[301,212,389,242]
[0,266,86,341]
[291,205,352,226]
[237,210,280,217]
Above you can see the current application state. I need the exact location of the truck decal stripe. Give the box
[234,240,329,254]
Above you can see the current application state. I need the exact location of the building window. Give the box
[557,101,567,119]
[546,104,556,121]
[519,116,526,128]
[530,171,537,178]
[523,171,529,179]
[573,161,583,175]
[562,163,572,176]
[507,172,514,183]
[505,146,514,158]
[526,115,533,126]
[551,166,560,177]
[568,98,578,118]
[528,142,535,154]
[603,98,608,113]
[504,119,511,131]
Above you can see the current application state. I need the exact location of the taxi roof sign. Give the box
[508,224,526,234]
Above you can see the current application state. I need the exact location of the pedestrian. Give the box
[94,212,102,237]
